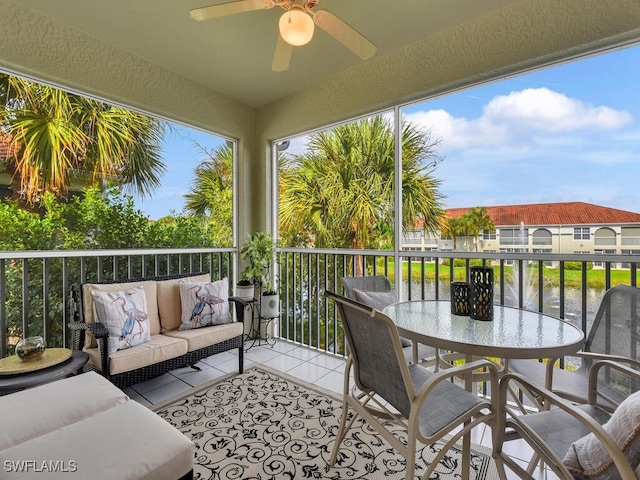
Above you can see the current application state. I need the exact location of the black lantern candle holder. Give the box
[470,266,494,321]
[450,282,470,316]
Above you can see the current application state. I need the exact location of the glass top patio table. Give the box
[382,300,584,360]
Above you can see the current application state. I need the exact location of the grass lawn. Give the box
[385,261,639,290]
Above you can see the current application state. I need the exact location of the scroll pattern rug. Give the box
[152,365,498,480]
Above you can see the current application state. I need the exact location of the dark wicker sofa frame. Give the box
[70,272,245,389]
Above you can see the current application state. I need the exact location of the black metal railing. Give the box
[3,247,640,364]
[0,248,235,358]
[276,248,640,358]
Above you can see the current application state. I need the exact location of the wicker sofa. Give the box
[70,272,244,389]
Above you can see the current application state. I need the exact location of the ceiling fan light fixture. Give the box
[279,9,314,46]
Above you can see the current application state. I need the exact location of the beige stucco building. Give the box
[404,202,640,266]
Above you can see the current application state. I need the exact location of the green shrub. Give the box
[564,261,593,271]
[441,258,486,267]
[0,186,227,352]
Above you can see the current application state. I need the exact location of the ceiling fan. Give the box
[190,0,377,71]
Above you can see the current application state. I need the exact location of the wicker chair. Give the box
[325,291,498,480]
[340,275,436,364]
[494,361,640,479]
[508,284,640,409]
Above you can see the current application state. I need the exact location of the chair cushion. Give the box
[156,273,211,332]
[353,289,411,348]
[91,286,152,357]
[179,278,231,330]
[563,390,640,479]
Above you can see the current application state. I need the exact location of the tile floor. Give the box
[126,339,558,479]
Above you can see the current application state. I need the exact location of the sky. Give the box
[135,44,640,219]
[135,125,226,219]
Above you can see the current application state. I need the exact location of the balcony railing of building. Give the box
[532,238,553,246]
[622,237,640,246]
[0,248,235,358]
[594,237,617,246]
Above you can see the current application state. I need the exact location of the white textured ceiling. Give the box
[3,0,640,232]
[13,0,520,108]
[3,0,640,142]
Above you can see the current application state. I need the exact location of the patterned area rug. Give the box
[152,365,498,480]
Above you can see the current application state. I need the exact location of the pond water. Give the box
[403,280,605,333]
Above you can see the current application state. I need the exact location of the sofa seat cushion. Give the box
[107,334,188,375]
[82,281,161,348]
[156,273,211,332]
[164,321,243,352]
[1,400,194,480]
[0,372,128,451]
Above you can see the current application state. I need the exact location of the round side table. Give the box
[0,350,89,396]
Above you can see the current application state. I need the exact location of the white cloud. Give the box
[405,88,633,152]
[483,88,632,131]
[275,86,640,214]
[405,109,508,150]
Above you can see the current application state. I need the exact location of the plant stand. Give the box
[245,313,279,350]
[243,290,279,350]
[230,296,257,341]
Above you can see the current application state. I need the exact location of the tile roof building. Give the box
[445,202,640,227]
[404,202,640,264]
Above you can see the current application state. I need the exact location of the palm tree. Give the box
[182,143,233,244]
[0,74,165,206]
[441,216,465,251]
[464,206,494,252]
[184,144,233,220]
[279,115,445,250]
[183,144,232,217]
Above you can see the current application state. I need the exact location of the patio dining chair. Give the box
[508,284,640,410]
[325,291,498,480]
[340,275,437,365]
[494,360,640,479]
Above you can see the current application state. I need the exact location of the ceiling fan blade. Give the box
[313,9,376,60]
[272,34,293,72]
[190,0,274,21]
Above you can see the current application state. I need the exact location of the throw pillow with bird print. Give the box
[179,278,231,330]
[91,286,151,356]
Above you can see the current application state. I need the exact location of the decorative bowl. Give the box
[15,336,47,361]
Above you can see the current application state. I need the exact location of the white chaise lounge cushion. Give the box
[1,400,194,480]
[0,372,128,451]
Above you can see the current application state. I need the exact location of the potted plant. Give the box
[238,232,279,333]
[235,277,255,300]
[259,276,280,319]
[238,231,274,292]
